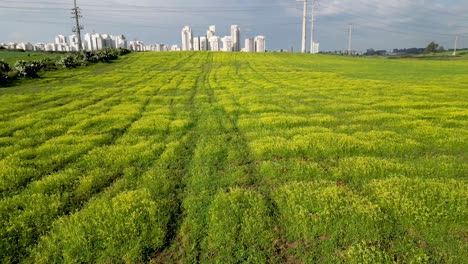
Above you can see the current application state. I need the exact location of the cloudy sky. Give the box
[1,0,467,51]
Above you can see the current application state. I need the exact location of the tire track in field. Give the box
[154,53,273,263]
[149,53,213,263]
[204,55,292,262]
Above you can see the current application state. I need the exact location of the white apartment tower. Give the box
[55,35,68,45]
[207,25,216,39]
[221,36,233,52]
[69,35,80,51]
[92,33,104,50]
[254,36,266,52]
[199,36,208,51]
[112,35,128,49]
[193,37,200,51]
[101,34,113,48]
[311,42,320,54]
[209,36,221,51]
[181,26,193,51]
[231,25,240,52]
[84,33,93,50]
[244,38,254,52]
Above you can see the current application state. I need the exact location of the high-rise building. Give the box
[84,33,93,51]
[55,35,68,45]
[17,42,34,51]
[311,42,320,54]
[193,37,200,51]
[91,33,104,50]
[101,34,113,48]
[209,36,221,51]
[34,43,46,51]
[254,36,266,52]
[69,35,80,51]
[181,26,193,51]
[207,25,216,39]
[129,40,144,51]
[112,35,128,49]
[231,25,240,52]
[244,38,254,52]
[221,36,233,52]
[199,36,208,51]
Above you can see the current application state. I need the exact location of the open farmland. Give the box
[0,50,61,65]
[0,52,467,263]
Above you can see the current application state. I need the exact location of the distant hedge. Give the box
[0,48,131,86]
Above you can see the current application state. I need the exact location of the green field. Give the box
[0,50,61,65]
[0,52,467,263]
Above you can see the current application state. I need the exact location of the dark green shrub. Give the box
[117,48,131,56]
[0,60,10,83]
[56,55,78,69]
[95,48,119,63]
[39,58,57,71]
[14,60,43,78]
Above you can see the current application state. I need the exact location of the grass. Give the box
[0,52,467,263]
[0,50,61,65]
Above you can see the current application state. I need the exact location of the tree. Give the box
[424,41,440,54]
[365,48,376,56]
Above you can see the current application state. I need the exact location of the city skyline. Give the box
[1,0,467,51]
[181,25,266,52]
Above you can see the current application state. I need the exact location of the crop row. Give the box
[1,52,466,263]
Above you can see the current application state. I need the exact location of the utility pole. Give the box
[453,36,458,56]
[72,0,83,51]
[347,24,352,56]
[309,0,316,53]
[297,0,308,53]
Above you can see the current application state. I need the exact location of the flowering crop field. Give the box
[0,52,467,263]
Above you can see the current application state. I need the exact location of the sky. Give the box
[1,0,467,51]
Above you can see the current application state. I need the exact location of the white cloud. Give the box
[0,0,467,50]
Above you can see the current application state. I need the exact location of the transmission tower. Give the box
[297,0,308,53]
[72,0,83,51]
[453,36,459,56]
[309,0,316,53]
[347,24,353,55]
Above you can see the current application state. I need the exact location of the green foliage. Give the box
[14,60,43,78]
[39,58,57,71]
[0,52,466,263]
[95,48,119,62]
[32,189,174,263]
[56,54,78,69]
[424,41,445,54]
[274,181,385,262]
[201,188,275,263]
[0,60,10,82]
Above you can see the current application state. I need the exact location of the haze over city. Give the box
[1,0,467,51]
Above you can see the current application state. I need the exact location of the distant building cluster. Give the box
[0,33,126,52]
[1,34,82,52]
[1,26,265,53]
[181,25,266,52]
[0,33,179,53]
